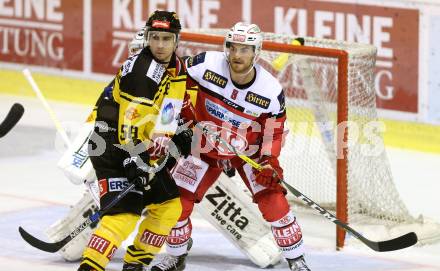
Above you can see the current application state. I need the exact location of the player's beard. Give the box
[229,59,253,75]
[154,51,173,64]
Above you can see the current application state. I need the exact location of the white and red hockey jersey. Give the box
[181,51,287,165]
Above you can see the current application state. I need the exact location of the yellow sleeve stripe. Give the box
[119,92,155,107]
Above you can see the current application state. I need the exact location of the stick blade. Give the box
[18,226,64,253]
[374,232,418,252]
[0,103,24,137]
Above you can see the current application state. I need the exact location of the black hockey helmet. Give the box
[145,10,181,35]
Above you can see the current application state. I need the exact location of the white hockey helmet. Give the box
[128,27,146,56]
[224,22,263,63]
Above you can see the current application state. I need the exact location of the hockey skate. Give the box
[150,238,193,271]
[287,255,311,271]
[121,262,144,271]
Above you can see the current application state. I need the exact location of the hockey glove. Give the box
[170,127,193,158]
[253,156,283,189]
[123,152,150,190]
[223,168,236,177]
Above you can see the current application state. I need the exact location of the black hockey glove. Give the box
[123,152,151,190]
[170,127,193,158]
[223,168,236,177]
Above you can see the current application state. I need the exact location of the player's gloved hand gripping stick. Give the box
[18,154,171,253]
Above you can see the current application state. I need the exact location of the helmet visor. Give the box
[225,42,255,57]
[146,31,177,49]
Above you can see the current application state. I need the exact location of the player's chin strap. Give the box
[195,122,418,252]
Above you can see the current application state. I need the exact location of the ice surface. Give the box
[1,94,439,271]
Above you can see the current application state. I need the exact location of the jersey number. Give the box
[120,125,139,141]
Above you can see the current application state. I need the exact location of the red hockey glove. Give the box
[253,156,283,189]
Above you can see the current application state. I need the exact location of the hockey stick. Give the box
[195,122,418,252]
[18,151,174,253]
[22,68,71,147]
[19,182,137,253]
[0,103,24,138]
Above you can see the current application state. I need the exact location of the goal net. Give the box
[177,29,440,249]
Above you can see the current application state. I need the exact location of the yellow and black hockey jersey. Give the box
[96,48,187,157]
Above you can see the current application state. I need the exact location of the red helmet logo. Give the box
[233,34,246,42]
[152,20,170,29]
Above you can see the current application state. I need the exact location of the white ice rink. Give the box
[1,95,439,271]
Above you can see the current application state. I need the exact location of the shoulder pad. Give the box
[186,52,206,68]
[121,55,139,77]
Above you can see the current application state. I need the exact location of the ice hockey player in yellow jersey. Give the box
[77,10,193,271]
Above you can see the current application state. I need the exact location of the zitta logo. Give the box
[205,185,249,240]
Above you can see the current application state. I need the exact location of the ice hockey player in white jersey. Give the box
[151,22,311,271]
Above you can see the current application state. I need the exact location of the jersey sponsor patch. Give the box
[242,163,266,194]
[167,220,192,245]
[98,179,108,197]
[107,178,129,192]
[245,91,271,109]
[155,97,183,134]
[121,55,138,76]
[172,156,208,193]
[205,99,251,128]
[244,109,261,117]
[222,96,241,110]
[87,234,110,254]
[139,229,168,247]
[146,59,166,84]
[106,244,118,260]
[272,220,303,247]
[203,69,228,88]
[186,52,206,68]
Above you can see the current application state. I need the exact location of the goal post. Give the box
[177,30,439,249]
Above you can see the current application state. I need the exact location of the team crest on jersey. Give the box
[245,91,271,109]
[230,89,239,100]
[125,107,140,120]
[203,69,228,88]
[187,52,206,68]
